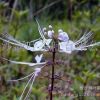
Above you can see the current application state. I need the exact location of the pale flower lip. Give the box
[59,40,75,54]
[34,68,41,76]
[35,54,43,63]
[58,29,69,42]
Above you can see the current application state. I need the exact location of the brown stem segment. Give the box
[50,47,56,100]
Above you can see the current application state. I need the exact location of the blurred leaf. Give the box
[75,76,85,84]
[13,9,29,19]
[0,1,8,9]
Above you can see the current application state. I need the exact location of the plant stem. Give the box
[50,47,56,100]
[82,77,88,100]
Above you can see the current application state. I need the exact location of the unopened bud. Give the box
[43,27,47,32]
[48,30,53,38]
[49,25,52,29]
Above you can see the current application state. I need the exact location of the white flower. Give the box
[58,29,69,42]
[0,21,53,52]
[0,32,52,52]
[35,54,43,63]
[0,24,100,55]
[59,31,100,54]
[49,25,53,29]
[59,40,75,54]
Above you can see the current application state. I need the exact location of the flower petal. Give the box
[58,29,69,42]
[35,54,43,63]
[1,58,46,67]
[59,40,75,54]
[34,40,44,50]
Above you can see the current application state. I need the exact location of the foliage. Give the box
[0,0,100,100]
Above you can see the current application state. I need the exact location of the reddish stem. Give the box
[50,48,56,100]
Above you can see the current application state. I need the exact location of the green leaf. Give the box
[75,76,85,84]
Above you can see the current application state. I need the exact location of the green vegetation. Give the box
[0,0,100,100]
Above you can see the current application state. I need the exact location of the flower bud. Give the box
[58,29,63,33]
[48,30,53,38]
[44,32,47,35]
[43,27,47,32]
[49,25,52,29]
[42,27,47,35]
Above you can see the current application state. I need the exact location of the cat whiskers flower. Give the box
[3,54,45,100]
[58,30,100,54]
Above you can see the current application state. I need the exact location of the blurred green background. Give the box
[0,0,100,100]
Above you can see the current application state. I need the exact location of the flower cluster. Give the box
[0,20,100,99]
[6,54,45,100]
[0,20,100,54]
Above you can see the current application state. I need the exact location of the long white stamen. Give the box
[1,33,44,48]
[0,37,22,47]
[0,36,48,52]
[82,42,100,48]
[1,33,23,45]
[35,19,45,40]
[75,31,90,44]
[8,72,34,82]
[29,38,41,43]
[35,19,48,46]
[19,72,35,100]
[75,31,93,45]
[24,74,37,100]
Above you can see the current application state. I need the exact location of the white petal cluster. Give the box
[0,22,100,55]
[59,31,100,54]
